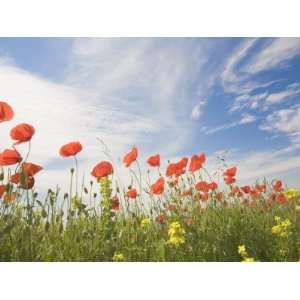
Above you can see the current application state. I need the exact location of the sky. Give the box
[0,37,300,193]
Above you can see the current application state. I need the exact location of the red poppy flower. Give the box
[166,157,188,177]
[181,188,193,197]
[10,123,35,145]
[0,184,6,198]
[224,176,236,185]
[150,177,165,195]
[166,163,176,177]
[231,186,239,194]
[195,181,210,193]
[59,141,82,157]
[10,172,35,189]
[10,173,20,184]
[198,192,209,201]
[147,154,160,167]
[273,180,282,192]
[91,161,113,178]
[185,218,194,226]
[123,146,138,167]
[111,195,120,211]
[216,192,223,201]
[0,149,22,166]
[177,157,188,169]
[4,192,17,203]
[223,166,237,177]
[208,181,218,191]
[276,193,286,204]
[255,183,266,193]
[156,214,167,224]
[22,162,43,176]
[0,101,14,122]
[188,153,206,173]
[20,176,35,189]
[241,185,251,194]
[126,188,137,199]
[250,189,260,199]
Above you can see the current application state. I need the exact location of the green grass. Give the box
[1,182,299,262]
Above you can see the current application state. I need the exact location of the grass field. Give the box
[0,101,300,262]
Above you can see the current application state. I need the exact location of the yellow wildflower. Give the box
[238,244,256,262]
[272,218,292,238]
[242,257,255,262]
[168,221,185,236]
[167,236,185,246]
[167,221,186,247]
[141,218,151,228]
[113,252,125,262]
[238,245,247,257]
[271,225,281,235]
[284,188,300,200]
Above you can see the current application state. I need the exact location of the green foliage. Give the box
[0,188,299,261]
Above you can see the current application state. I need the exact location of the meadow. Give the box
[0,100,299,262]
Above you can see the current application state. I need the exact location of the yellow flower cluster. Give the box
[140,218,151,228]
[238,244,255,262]
[113,252,125,262]
[271,216,292,238]
[167,221,186,247]
[238,245,247,257]
[284,188,300,200]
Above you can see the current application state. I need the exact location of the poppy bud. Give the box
[84,187,88,194]
[33,192,38,198]
[0,173,4,181]
[70,168,75,174]
[41,209,47,218]
[93,193,97,198]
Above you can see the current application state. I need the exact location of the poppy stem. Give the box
[24,141,31,162]
[74,155,79,197]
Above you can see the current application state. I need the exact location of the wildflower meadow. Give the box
[0,100,299,262]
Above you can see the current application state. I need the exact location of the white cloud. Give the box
[0,38,213,193]
[230,92,268,112]
[190,100,206,120]
[244,38,300,74]
[239,113,256,124]
[0,59,161,192]
[203,113,256,134]
[265,82,300,105]
[260,104,300,137]
[222,38,300,115]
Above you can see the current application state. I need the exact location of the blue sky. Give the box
[0,37,300,191]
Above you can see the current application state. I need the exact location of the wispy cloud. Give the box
[0,38,213,191]
[244,38,300,74]
[202,113,257,134]
[190,100,206,120]
[265,82,300,105]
